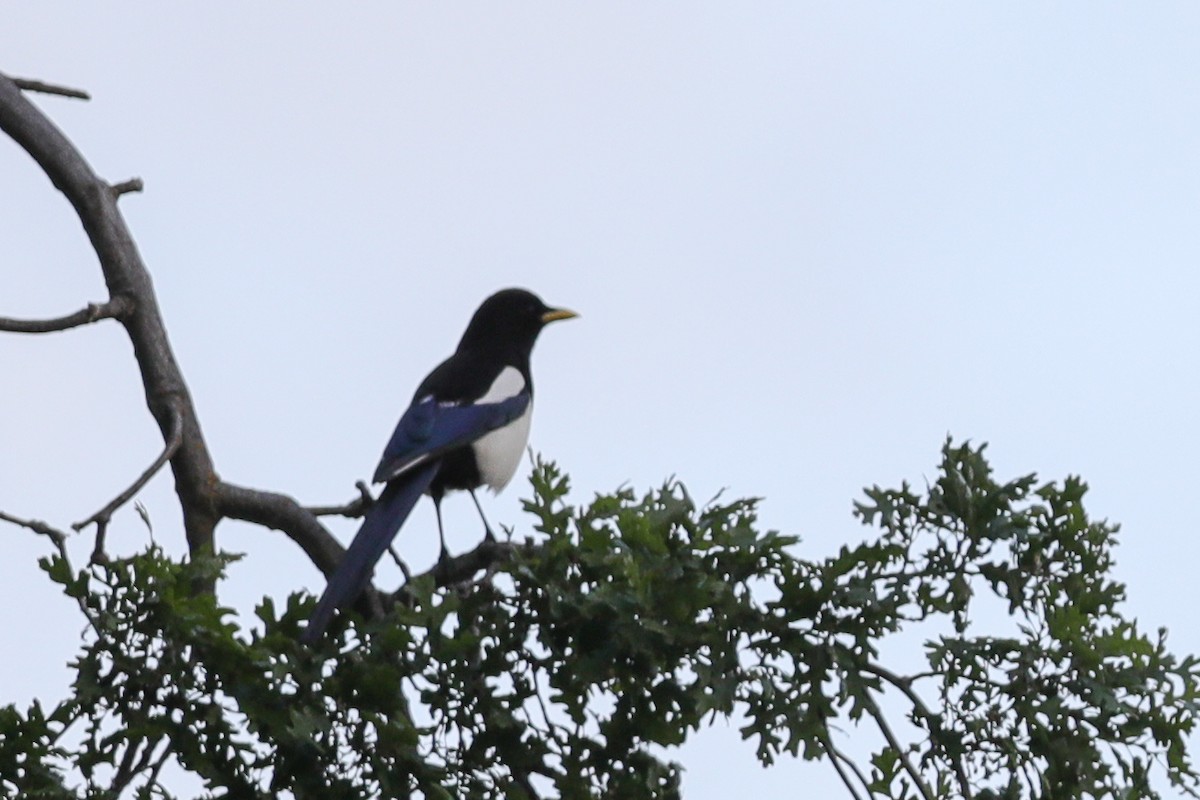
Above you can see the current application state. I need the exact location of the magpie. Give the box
[302,288,577,643]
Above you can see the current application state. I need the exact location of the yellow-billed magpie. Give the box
[302,288,576,642]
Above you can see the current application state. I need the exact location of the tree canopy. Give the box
[3,443,1199,799]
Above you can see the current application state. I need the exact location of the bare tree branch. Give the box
[306,484,416,588]
[306,481,374,518]
[0,70,222,557]
[73,399,184,551]
[0,508,103,633]
[12,77,90,100]
[218,481,397,621]
[388,544,413,580]
[217,482,346,574]
[0,509,69,548]
[110,177,143,196]
[430,537,517,587]
[0,296,130,333]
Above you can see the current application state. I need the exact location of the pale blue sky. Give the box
[4,5,1200,797]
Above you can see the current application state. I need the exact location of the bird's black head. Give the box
[456,288,577,358]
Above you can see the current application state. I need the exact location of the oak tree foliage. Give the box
[3,445,1199,799]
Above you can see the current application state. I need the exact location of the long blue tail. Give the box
[302,462,439,643]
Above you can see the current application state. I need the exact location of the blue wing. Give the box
[372,392,532,483]
[302,391,532,643]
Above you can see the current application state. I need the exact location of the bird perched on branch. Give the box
[302,288,577,643]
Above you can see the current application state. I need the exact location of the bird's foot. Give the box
[432,547,453,583]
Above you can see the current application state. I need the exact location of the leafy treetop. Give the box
[2,440,1197,800]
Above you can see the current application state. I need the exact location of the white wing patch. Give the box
[478,366,526,403]
[472,366,532,491]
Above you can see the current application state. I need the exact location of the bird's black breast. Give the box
[430,447,483,498]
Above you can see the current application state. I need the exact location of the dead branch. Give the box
[12,77,90,100]
[387,545,412,580]
[73,399,184,564]
[218,482,347,576]
[0,70,222,556]
[110,177,143,196]
[0,68,496,614]
[0,509,69,549]
[0,296,130,333]
[0,508,102,632]
[306,481,375,518]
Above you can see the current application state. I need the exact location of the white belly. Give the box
[472,403,532,490]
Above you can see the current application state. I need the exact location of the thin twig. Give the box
[1,509,102,633]
[860,659,974,800]
[0,509,69,548]
[144,740,174,793]
[0,297,129,334]
[12,77,90,100]
[306,481,374,518]
[532,668,568,750]
[90,523,111,565]
[110,178,143,196]
[818,731,866,800]
[73,401,184,543]
[862,692,936,800]
[110,733,151,796]
[309,482,417,579]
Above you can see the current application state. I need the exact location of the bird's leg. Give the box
[433,493,451,563]
[468,489,497,542]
